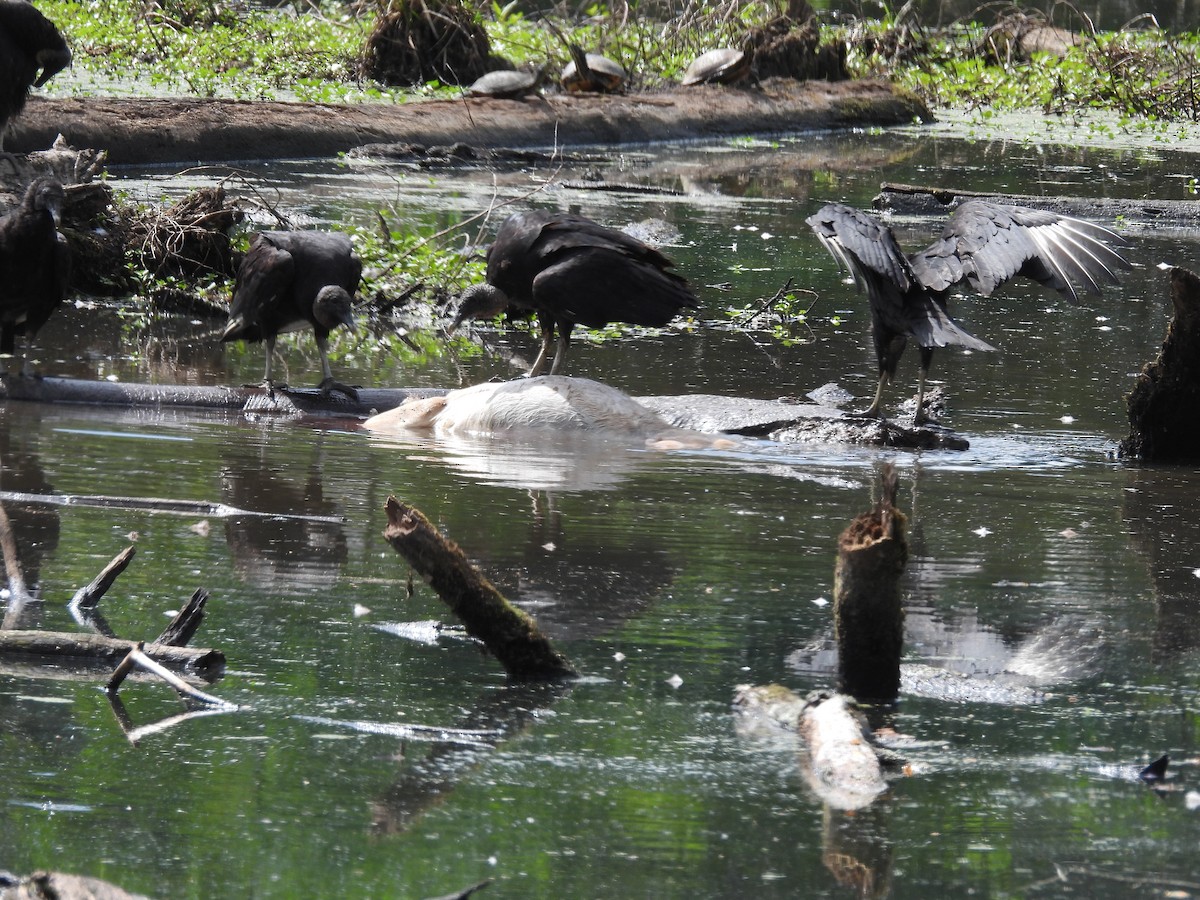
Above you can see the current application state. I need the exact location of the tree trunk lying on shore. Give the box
[382,497,576,681]
[1120,267,1200,461]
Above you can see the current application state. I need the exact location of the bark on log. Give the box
[874,181,1196,228]
[0,374,444,417]
[0,631,224,681]
[1120,267,1200,461]
[382,497,575,680]
[834,465,907,702]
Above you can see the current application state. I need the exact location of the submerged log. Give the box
[382,497,576,680]
[1120,267,1200,461]
[733,684,892,809]
[874,181,1199,228]
[834,465,907,702]
[0,631,224,680]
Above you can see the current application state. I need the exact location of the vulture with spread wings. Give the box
[807,200,1130,423]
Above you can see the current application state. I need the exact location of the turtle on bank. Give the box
[681,48,751,85]
[466,67,544,99]
[559,45,626,93]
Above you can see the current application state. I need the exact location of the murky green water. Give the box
[3,124,1200,898]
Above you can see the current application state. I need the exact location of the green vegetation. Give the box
[36,0,1200,355]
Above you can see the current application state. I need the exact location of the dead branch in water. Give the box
[382,496,575,681]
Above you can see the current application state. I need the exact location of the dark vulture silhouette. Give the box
[221,230,361,398]
[0,176,69,374]
[0,0,71,151]
[807,200,1130,422]
[450,209,699,375]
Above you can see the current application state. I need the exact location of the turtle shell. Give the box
[681,48,750,86]
[560,51,626,93]
[467,68,540,98]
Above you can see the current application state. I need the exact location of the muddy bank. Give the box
[11,79,928,166]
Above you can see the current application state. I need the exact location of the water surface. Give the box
[2,125,1200,898]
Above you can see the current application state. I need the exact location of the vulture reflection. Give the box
[0,0,71,152]
[807,200,1129,423]
[0,176,70,375]
[221,230,360,398]
[450,209,698,376]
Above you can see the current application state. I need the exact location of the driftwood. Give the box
[1,543,225,682]
[733,684,893,810]
[1120,267,1200,461]
[834,465,908,702]
[382,496,576,680]
[0,630,224,679]
[107,642,234,707]
[874,181,1200,228]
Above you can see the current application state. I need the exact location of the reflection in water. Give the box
[220,433,347,594]
[479,495,676,641]
[369,682,571,837]
[364,427,658,492]
[0,407,61,629]
[1123,468,1200,659]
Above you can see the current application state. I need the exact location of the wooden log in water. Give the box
[382,497,576,681]
[1120,267,1200,461]
[875,181,1200,228]
[833,465,908,703]
[0,374,444,417]
[733,684,891,810]
[0,630,225,680]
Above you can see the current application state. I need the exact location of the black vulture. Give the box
[0,0,71,152]
[0,176,69,375]
[221,230,361,398]
[450,209,699,375]
[807,200,1130,423]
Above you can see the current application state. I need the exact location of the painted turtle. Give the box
[467,68,542,99]
[681,48,751,85]
[560,45,626,93]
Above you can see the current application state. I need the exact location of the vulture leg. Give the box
[859,374,888,419]
[528,311,557,376]
[262,335,278,388]
[314,333,359,401]
[913,346,936,425]
[547,320,575,376]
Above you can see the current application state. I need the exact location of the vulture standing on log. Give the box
[450,209,699,376]
[221,230,361,398]
[807,200,1130,423]
[0,176,70,374]
[0,0,71,151]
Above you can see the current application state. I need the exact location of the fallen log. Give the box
[874,181,1197,228]
[834,465,908,702]
[0,631,224,680]
[0,374,444,417]
[733,684,893,810]
[382,496,575,680]
[1119,267,1200,461]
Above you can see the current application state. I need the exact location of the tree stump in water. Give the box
[833,465,907,702]
[1120,267,1200,461]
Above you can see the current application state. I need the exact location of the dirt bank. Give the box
[11,79,928,166]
